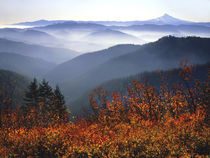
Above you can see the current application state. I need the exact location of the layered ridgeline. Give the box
[2,14,209,54]
[45,44,141,101]
[46,44,141,81]
[114,24,210,42]
[0,53,56,78]
[34,22,144,52]
[83,29,143,45]
[31,15,210,52]
[45,36,210,110]
[0,38,78,64]
[0,69,29,108]
[0,28,59,47]
[15,14,210,27]
[71,63,209,114]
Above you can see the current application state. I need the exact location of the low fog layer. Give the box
[0,38,78,64]
[0,15,210,113]
[1,14,209,53]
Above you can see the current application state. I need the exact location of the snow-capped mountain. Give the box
[13,14,210,27]
[146,14,191,25]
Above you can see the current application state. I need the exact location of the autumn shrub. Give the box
[0,62,209,157]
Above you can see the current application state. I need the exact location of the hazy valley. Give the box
[0,14,210,114]
[0,0,210,155]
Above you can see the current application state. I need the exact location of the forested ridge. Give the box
[1,10,210,157]
[0,62,209,157]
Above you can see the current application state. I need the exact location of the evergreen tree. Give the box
[53,85,68,121]
[39,79,53,111]
[23,79,69,125]
[24,78,39,109]
[23,78,40,127]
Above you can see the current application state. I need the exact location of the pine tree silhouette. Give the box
[23,78,69,125]
[24,78,39,110]
[53,85,68,122]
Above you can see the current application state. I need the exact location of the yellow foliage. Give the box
[0,64,209,157]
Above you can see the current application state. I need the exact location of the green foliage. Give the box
[53,85,67,120]
[23,78,69,126]
[38,79,54,110]
[24,78,39,108]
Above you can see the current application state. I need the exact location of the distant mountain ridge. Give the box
[0,52,56,78]
[0,28,61,47]
[0,38,78,64]
[145,14,191,25]
[31,18,210,52]
[45,36,210,104]
[14,14,210,27]
[13,20,68,27]
[39,22,105,29]
[84,29,143,44]
[46,44,141,82]
[6,14,209,53]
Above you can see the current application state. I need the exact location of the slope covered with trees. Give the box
[0,63,209,157]
[70,62,209,114]
[51,36,210,104]
[0,69,29,109]
[0,53,56,78]
[46,44,141,82]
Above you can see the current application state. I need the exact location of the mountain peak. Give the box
[162,13,172,18]
[160,13,176,20]
[149,13,190,25]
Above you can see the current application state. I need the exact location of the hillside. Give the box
[55,36,210,104]
[84,29,143,44]
[0,53,56,78]
[0,69,30,108]
[24,17,210,52]
[0,38,78,63]
[46,44,141,82]
[70,63,209,114]
[1,62,209,157]
[0,28,58,46]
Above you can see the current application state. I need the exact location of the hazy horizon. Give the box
[0,0,210,25]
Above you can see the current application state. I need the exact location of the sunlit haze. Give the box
[0,0,210,25]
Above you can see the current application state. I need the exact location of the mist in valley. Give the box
[1,0,210,156]
[0,14,210,114]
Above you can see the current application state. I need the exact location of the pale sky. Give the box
[0,0,210,25]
